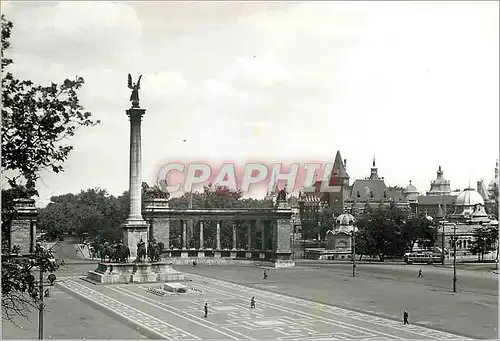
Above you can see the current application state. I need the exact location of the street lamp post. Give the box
[453,223,457,293]
[36,271,57,340]
[352,226,356,277]
[352,199,357,277]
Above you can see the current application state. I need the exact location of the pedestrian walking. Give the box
[418,268,423,278]
[204,303,208,318]
[250,296,256,309]
[263,270,268,280]
[403,311,409,325]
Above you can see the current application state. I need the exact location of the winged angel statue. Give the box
[128,73,142,108]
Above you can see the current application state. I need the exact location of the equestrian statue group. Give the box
[91,238,163,263]
[135,238,164,263]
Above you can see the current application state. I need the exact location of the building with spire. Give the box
[417,166,457,217]
[345,157,410,214]
[427,166,452,196]
[299,150,350,215]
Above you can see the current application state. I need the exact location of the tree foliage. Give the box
[2,244,63,323]
[355,207,437,261]
[298,201,335,240]
[1,15,99,323]
[469,226,498,261]
[37,188,129,243]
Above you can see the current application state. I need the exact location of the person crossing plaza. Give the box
[418,268,423,278]
[204,302,208,318]
[403,311,409,325]
[263,270,268,280]
[250,296,256,309]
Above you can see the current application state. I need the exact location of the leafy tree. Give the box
[2,243,63,323]
[356,206,407,261]
[298,200,334,241]
[1,15,98,322]
[37,188,126,243]
[469,226,498,261]
[401,214,437,251]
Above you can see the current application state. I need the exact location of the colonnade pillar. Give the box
[216,221,221,250]
[232,224,237,250]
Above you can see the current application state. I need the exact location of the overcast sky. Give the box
[2,1,499,206]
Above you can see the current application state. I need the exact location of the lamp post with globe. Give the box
[28,243,61,340]
[351,198,358,277]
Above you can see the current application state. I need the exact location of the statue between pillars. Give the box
[135,239,147,262]
[127,73,142,108]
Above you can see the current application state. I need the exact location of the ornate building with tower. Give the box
[417,166,458,217]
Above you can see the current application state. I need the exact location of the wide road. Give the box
[295,260,498,296]
[47,242,498,338]
[178,264,498,338]
[57,275,471,340]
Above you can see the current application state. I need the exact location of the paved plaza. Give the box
[55,273,472,340]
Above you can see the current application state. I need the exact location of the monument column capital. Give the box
[126,107,146,120]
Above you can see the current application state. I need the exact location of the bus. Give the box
[404,252,441,264]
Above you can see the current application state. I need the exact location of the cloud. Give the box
[3,1,497,203]
[7,2,142,68]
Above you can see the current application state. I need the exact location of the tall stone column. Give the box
[247,223,252,249]
[182,220,187,250]
[122,107,149,260]
[232,223,237,250]
[216,221,221,250]
[199,221,204,249]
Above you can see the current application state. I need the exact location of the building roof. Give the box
[455,187,484,207]
[418,195,457,206]
[403,180,418,194]
[330,150,349,183]
[435,204,445,218]
[386,190,406,201]
[350,179,388,201]
[427,165,452,195]
[470,205,490,223]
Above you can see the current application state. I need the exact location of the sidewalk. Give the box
[1,286,148,339]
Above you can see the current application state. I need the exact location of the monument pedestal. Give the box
[87,262,185,284]
[122,220,149,260]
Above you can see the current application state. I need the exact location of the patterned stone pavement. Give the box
[57,275,472,340]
